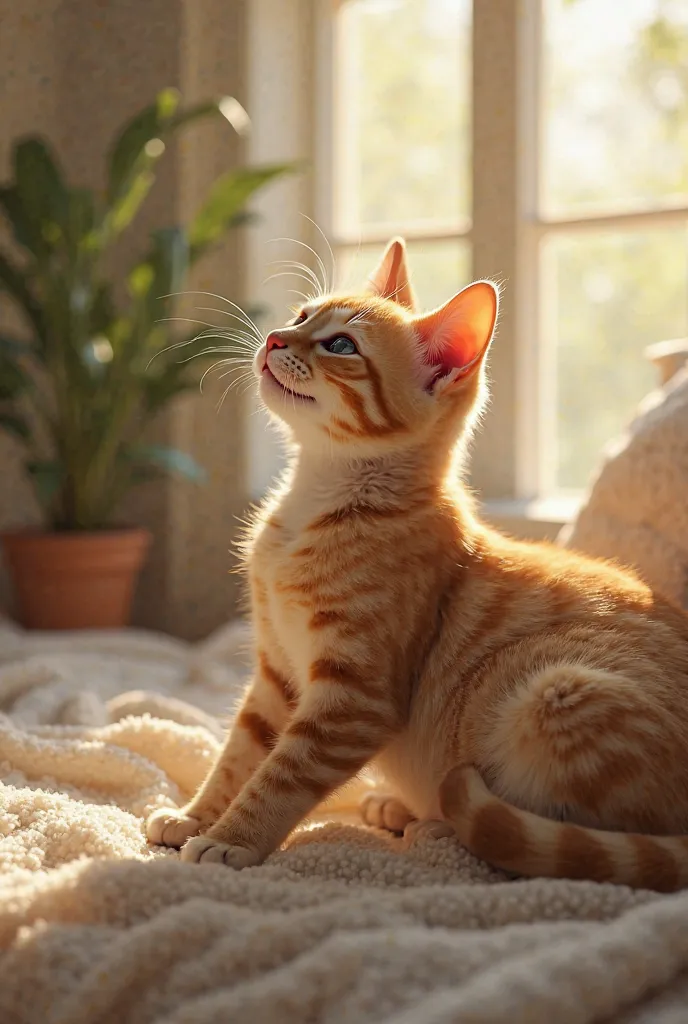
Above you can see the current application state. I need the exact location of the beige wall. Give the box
[0,0,252,639]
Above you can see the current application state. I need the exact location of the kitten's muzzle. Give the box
[266,331,290,354]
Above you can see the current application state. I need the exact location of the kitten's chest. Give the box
[251,515,321,674]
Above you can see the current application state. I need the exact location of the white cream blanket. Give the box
[1,615,688,1024]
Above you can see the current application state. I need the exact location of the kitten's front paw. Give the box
[360,792,415,833]
[180,835,262,869]
[404,818,456,845]
[146,808,202,849]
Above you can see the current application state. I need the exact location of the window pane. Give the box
[338,240,471,312]
[549,227,688,489]
[542,0,688,216]
[337,0,471,233]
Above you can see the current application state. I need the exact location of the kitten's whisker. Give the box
[299,213,336,295]
[216,382,233,413]
[286,288,313,304]
[214,328,262,346]
[156,315,227,331]
[197,294,264,343]
[361,281,408,310]
[197,336,260,355]
[176,339,257,365]
[178,347,232,365]
[216,369,257,409]
[268,237,329,295]
[238,376,260,397]
[338,231,363,292]
[386,281,409,302]
[194,307,263,348]
[161,290,264,343]
[147,320,235,367]
[268,259,322,295]
[217,365,255,383]
[263,270,318,296]
[192,307,263,342]
[200,359,239,393]
[197,354,254,393]
[349,287,407,325]
[207,356,253,368]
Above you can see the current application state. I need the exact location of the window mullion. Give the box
[470,0,524,501]
[517,0,550,497]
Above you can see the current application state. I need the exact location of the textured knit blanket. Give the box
[561,361,688,608]
[2,616,688,1024]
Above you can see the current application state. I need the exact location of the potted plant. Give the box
[0,88,287,630]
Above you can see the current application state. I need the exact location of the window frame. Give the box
[520,0,688,498]
[313,0,688,526]
[314,0,525,508]
[313,1,472,251]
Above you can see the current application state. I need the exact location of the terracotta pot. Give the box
[1,527,151,630]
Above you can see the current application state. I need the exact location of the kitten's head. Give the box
[254,238,498,459]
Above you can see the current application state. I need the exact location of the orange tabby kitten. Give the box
[147,239,688,891]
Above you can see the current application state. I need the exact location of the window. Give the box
[539,0,688,492]
[311,0,688,522]
[321,0,472,310]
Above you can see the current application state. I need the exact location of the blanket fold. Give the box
[1,618,687,1023]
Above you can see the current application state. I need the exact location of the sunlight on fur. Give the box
[147,238,688,892]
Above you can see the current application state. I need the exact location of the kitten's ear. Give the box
[414,281,499,392]
[364,237,416,310]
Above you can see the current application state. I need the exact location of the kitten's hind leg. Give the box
[403,818,456,844]
[360,791,416,833]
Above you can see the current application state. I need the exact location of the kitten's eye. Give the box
[293,310,308,324]
[321,335,358,356]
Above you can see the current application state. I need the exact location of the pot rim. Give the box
[2,525,151,542]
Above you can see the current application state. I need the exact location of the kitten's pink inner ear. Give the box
[416,281,498,381]
[365,237,416,311]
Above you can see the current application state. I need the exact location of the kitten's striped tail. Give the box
[440,765,688,892]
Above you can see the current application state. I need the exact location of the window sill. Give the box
[480,495,582,542]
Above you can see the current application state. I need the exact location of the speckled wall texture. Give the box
[0,0,250,640]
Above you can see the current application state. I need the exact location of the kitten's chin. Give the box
[259,366,316,411]
[259,370,319,425]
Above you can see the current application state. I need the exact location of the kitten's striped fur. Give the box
[148,238,688,890]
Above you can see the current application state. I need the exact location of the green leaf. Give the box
[219,208,259,230]
[0,186,37,252]
[108,169,156,235]
[26,460,63,506]
[0,248,46,345]
[65,187,98,254]
[127,227,189,350]
[151,226,189,298]
[189,164,294,255]
[88,282,116,336]
[170,97,245,132]
[128,262,155,298]
[0,358,29,400]
[0,411,31,443]
[125,443,206,483]
[0,333,30,358]
[14,138,66,211]
[12,138,68,254]
[159,96,252,160]
[106,88,181,206]
[105,92,254,244]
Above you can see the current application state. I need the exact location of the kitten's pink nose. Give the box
[266,332,288,354]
